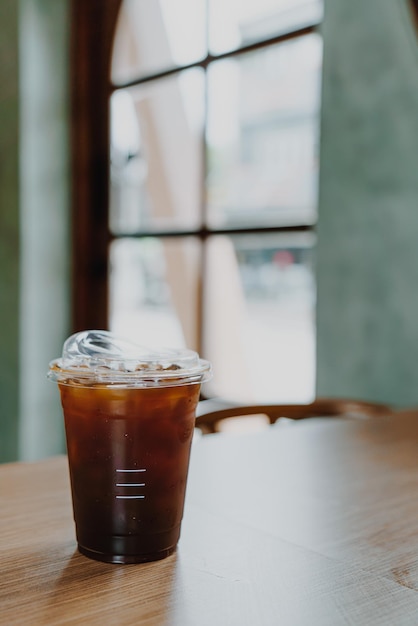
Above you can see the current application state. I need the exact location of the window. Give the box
[71,0,323,404]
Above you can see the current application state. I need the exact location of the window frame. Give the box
[70,0,322,355]
[70,0,122,332]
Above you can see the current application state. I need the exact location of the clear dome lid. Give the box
[48,330,212,388]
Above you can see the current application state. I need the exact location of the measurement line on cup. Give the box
[116,483,145,487]
[116,469,146,473]
[116,495,145,499]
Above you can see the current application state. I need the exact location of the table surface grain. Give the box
[3,411,418,625]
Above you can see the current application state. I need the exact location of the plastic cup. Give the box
[48,330,211,564]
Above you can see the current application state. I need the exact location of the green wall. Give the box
[0,0,20,461]
[0,0,70,462]
[317,0,418,407]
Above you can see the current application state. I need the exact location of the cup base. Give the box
[78,542,177,564]
[76,525,181,564]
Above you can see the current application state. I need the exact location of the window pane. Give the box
[203,233,316,403]
[109,237,201,351]
[206,35,322,229]
[112,0,207,85]
[110,69,205,234]
[209,0,323,54]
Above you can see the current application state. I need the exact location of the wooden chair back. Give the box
[195,397,393,434]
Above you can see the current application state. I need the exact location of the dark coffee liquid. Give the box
[59,383,200,564]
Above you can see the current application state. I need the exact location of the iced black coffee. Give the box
[48,330,211,564]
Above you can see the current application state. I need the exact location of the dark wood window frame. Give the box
[411,0,418,29]
[71,0,122,332]
[70,0,321,346]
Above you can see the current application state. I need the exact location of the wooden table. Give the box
[3,411,418,625]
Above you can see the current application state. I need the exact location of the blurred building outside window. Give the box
[108,0,323,403]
